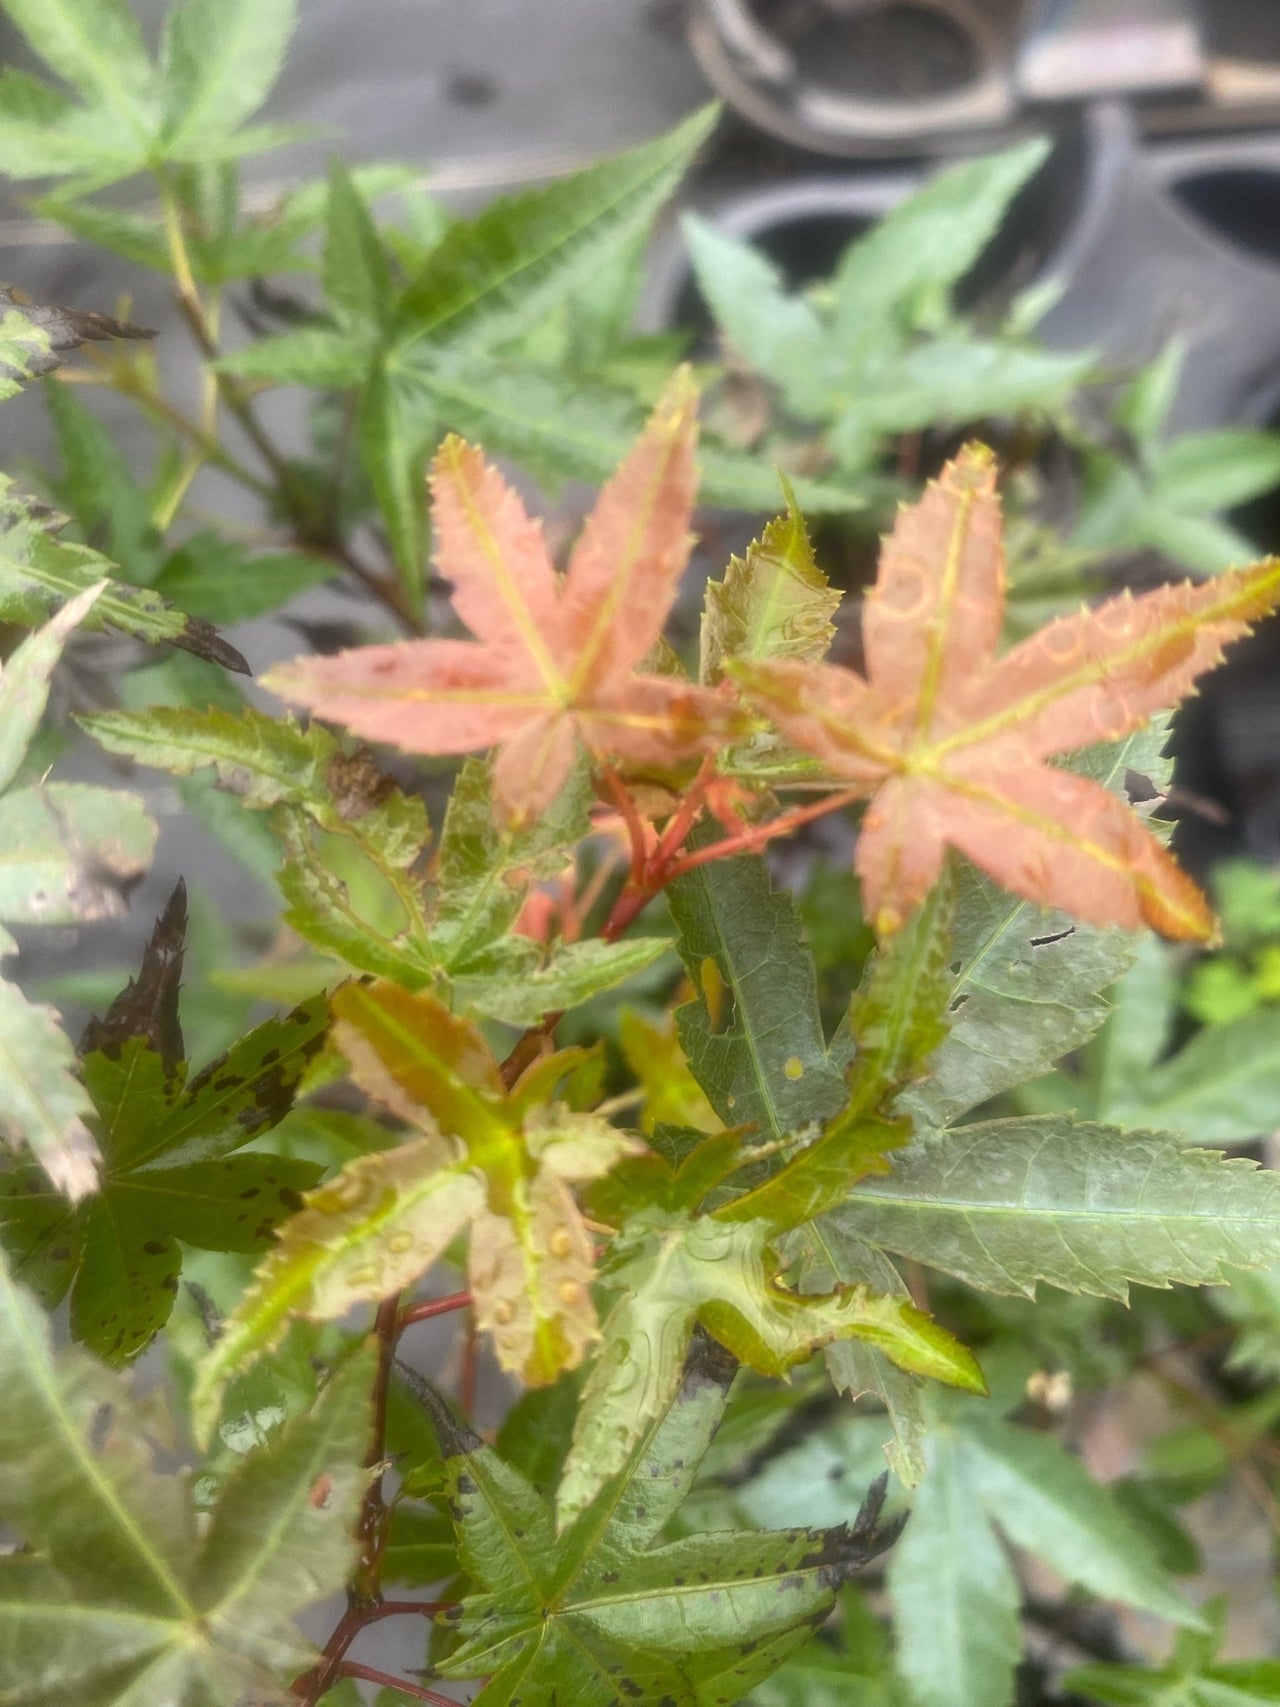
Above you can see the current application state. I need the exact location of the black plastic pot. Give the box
[648,104,1280,862]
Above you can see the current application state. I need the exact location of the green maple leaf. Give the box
[558,1198,983,1524]
[1067,1602,1280,1706]
[0,0,303,191]
[0,881,326,1363]
[407,1332,904,1707]
[0,1244,374,1706]
[219,113,718,583]
[683,139,1092,475]
[80,712,664,1025]
[887,1387,1201,1707]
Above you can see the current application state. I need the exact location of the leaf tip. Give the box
[40,1118,101,1202]
[652,363,700,440]
[943,440,1000,495]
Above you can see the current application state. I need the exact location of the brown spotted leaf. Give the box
[264,370,742,823]
[79,879,187,1077]
[192,981,639,1443]
[0,474,249,674]
[734,444,1280,940]
[0,288,152,397]
[0,1249,375,1707]
[0,892,328,1365]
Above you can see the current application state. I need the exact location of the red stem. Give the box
[293,1292,406,1702]
[597,762,650,882]
[373,1600,456,1620]
[460,1309,479,1420]
[292,1601,456,1701]
[662,788,863,880]
[597,768,861,942]
[600,882,654,943]
[349,1292,403,1599]
[336,1659,460,1704]
[650,754,715,868]
[367,1293,402,1472]
[399,1290,473,1326]
[292,1603,366,1700]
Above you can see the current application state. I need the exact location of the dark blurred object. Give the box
[649,95,1280,866]
[686,0,1280,157]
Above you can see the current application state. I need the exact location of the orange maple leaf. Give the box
[733,444,1280,941]
[264,371,736,823]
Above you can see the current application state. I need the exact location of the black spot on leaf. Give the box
[1029,926,1075,948]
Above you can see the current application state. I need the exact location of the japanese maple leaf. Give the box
[734,444,1280,940]
[191,982,642,1441]
[264,371,735,822]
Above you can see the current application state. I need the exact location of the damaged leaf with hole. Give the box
[0,782,155,924]
[0,1253,373,1707]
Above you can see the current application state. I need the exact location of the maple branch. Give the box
[157,175,422,637]
[460,1310,479,1419]
[78,362,277,498]
[1141,1348,1280,1528]
[350,1290,404,1603]
[399,1290,473,1326]
[327,538,426,634]
[597,763,862,942]
[564,843,626,941]
[161,182,301,492]
[373,1600,457,1619]
[291,1603,367,1702]
[599,882,657,944]
[368,1292,402,1461]
[292,1290,409,1705]
[661,788,864,881]
[291,1599,457,1703]
[651,755,716,870]
[597,763,650,886]
[335,1661,459,1705]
